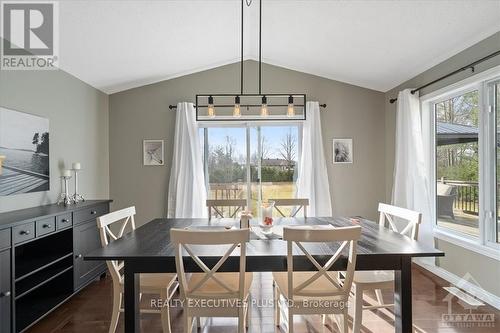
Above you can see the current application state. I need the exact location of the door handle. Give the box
[75,254,83,259]
[0,291,11,297]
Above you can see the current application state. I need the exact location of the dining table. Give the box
[85,216,444,333]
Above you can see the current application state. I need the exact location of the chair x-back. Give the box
[350,203,422,333]
[271,198,309,218]
[171,228,252,333]
[97,207,178,333]
[273,225,362,333]
[206,199,247,221]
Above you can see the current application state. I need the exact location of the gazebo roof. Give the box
[437,122,478,146]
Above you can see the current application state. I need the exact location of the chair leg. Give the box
[274,285,280,326]
[352,284,363,333]
[183,310,192,333]
[108,287,122,333]
[160,289,171,333]
[287,310,294,333]
[245,301,251,328]
[343,309,349,333]
[238,307,246,333]
[375,288,384,305]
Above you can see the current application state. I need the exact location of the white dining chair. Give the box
[206,199,247,221]
[270,198,309,218]
[351,203,422,333]
[97,207,178,333]
[171,228,252,333]
[273,225,362,333]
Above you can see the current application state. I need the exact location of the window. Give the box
[427,69,500,253]
[199,124,301,217]
[435,90,480,237]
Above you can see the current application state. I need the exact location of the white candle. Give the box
[72,162,81,170]
[62,169,71,177]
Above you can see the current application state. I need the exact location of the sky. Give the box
[0,108,49,150]
[201,125,299,161]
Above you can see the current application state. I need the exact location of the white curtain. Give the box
[392,89,434,265]
[296,101,332,217]
[167,102,207,218]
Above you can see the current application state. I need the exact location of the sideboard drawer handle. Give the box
[75,254,83,259]
[91,210,97,215]
[0,291,11,298]
[61,219,69,222]
[43,224,51,228]
[20,230,30,235]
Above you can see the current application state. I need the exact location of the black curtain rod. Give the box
[168,103,327,110]
[389,49,500,104]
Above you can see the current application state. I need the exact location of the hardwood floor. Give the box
[27,265,499,333]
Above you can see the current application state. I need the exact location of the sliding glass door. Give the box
[200,124,301,217]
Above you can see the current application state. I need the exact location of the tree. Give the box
[250,135,271,164]
[37,132,49,154]
[278,130,296,169]
[32,133,39,148]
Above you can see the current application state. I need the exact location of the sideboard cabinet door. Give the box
[73,219,106,290]
[0,249,11,333]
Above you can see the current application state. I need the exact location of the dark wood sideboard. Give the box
[0,200,112,333]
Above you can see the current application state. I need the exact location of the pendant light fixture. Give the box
[233,96,241,117]
[260,96,268,117]
[195,0,309,121]
[207,95,215,118]
[287,95,295,117]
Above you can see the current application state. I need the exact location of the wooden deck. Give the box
[0,167,49,195]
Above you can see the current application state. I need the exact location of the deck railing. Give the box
[441,180,479,215]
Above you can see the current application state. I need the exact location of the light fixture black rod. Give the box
[169,103,327,109]
[240,0,244,95]
[389,49,500,104]
[258,0,262,95]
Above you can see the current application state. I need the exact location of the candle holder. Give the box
[70,168,85,203]
[57,175,73,206]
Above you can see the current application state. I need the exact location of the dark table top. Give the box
[86,217,444,272]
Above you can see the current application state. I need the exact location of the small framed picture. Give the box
[333,138,353,164]
[143,140,164,166]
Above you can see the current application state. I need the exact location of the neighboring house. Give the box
[259,158,296,171]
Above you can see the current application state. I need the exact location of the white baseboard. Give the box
[415,261,500,310]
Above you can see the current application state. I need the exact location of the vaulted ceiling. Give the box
[58,0,500,94]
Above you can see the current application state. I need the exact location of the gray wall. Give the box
[0,66,110,213]
[384,32,500,297]
[109,60,386,227]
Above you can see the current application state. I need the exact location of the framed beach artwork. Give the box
[143,140,164,166]
[333,138,353,164]
[0,107,50,195]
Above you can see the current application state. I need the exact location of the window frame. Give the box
[421,64,500,258]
